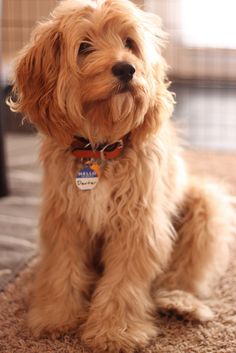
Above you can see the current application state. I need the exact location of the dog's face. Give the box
[10,0,173,145]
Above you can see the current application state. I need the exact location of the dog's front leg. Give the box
[82,217,172,353]
[28,218,95,337]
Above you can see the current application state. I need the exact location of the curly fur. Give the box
[8,0,235,352]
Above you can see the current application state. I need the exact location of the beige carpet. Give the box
[0,150,236,353]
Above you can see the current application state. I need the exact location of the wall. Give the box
[2,0,56,61]
[145,0,236,81]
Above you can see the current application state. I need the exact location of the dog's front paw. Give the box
[28,305,86,338]
[28,309,73,338]
[81,318,157,353]
[82,331,133,353]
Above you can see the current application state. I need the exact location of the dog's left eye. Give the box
[78,42,93,55]
[124,38,134,50]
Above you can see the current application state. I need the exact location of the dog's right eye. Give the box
[78,42,93,55]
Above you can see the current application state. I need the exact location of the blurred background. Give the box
[0,0,236,285]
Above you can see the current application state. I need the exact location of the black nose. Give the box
[112,61,135,82]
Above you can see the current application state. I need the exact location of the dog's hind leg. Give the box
[154,177,234,321]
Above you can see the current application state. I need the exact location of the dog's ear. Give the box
[132,8,174,142]
[140,10,167,63]
[8,20,66,137]
[134,7,169,89]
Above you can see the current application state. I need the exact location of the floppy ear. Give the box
[8,20,74,142]
[132,8,174,142]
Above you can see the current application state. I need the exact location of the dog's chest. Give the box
[76,177,111,234]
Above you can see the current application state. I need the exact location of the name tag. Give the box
[75,162,100,191]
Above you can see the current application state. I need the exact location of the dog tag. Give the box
[75,162,100,191]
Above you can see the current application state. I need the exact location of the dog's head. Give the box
[9,0,174,146]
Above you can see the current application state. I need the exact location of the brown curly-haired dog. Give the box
[9,0,234,352]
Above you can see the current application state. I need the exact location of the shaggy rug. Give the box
[0,150,235,353]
